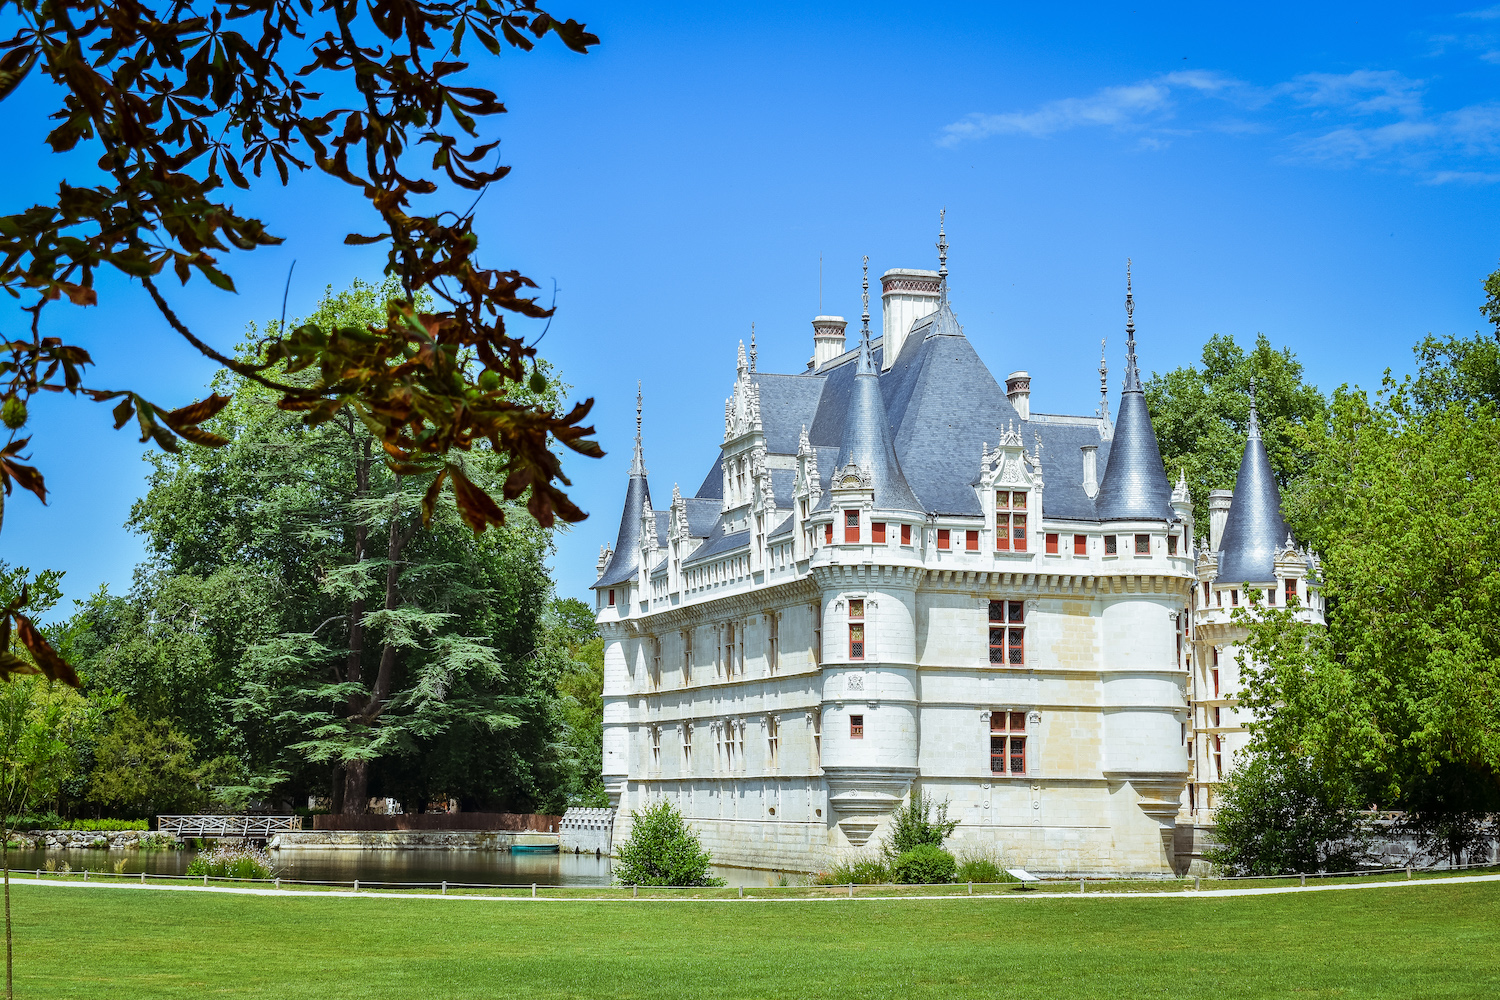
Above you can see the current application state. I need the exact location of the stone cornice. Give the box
[635,575,818,631]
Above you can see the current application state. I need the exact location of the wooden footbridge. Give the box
[157,815,302,839]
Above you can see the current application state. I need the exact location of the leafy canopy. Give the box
[0,0,602,535]
[613,800,725,888]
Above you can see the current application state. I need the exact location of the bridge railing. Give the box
[156,815,302,838]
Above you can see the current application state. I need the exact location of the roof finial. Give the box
[936,208,949,302]
[631,380,646,477]
[750,322,757,373]
[1247,376,1261,441]
[860,255,870,337]
[1123,258,1141,393]
[1099,337,1109,412]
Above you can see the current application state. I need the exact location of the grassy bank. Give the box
[14,880,1500,998]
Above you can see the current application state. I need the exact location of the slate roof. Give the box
[595,473,651,588]
[830,330,923,512]
[1093,387,1175,522]
[681,522,751,567]
[1216,406,1293,584]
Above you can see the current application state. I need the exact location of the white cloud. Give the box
[1294,102,1500,163]
[937,71,1244,147]
[1424,170,1500,184]
[1283,70,1425,117]
[1459,4,1500,19]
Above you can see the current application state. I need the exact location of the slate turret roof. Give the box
[831,327,923,512]
[1216,395,1293,584]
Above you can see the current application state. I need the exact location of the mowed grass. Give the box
[16,881,1500,999]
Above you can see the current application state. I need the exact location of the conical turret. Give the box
[1216,384,1292,584]
[1094,262,1174,522]
[596,383,654,588]
[833,259,923,513]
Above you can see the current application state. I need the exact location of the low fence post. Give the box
[203,873,207,886]
[1300,874,1306,887]
[83,870,88,881]
[354,879,359,892]
[632,884,637,898]
[275,877,280,890]
[441,881,447,895]
[532,883,537,898]
[140,872,145,885]
[738,886,744,899]
[967,882,972,895]
[1406,866,1411,880]
[1195,876,1200,891]
[847,882,853,898]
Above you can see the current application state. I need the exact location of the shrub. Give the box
[9,816,148,832]
[185,844,275,880]
[892,844,957,884]
[1205,752,1372,876]
[953,845,1018,884]
[613,801,725,887]
[880,791,959,864]
[812,855,890,885]
[138,833,181,851]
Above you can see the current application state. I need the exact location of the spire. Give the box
[836,256,922,513]
[750,323,757,373]
[736,339,748,377]
[1216,383,1293,584]
[936,208,949,304]
[1123,258,1140,393]
[1093,261,1174,521]
[1247,376,1261,441]
[630,381,646,478]
[1098,337,1109,416]
[860,255,871,339]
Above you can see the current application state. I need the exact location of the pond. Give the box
[2,847,786,888]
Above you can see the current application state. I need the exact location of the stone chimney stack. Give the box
[880,268,940,370]
[1209,490,1233,551]
[1005,371,1032,420]
[811,315,847,369]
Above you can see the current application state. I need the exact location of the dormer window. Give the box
[1286,578,1298,602]
[844,509,860,543]
[995,492,1028,551]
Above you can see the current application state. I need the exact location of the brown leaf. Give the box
[164,392,231,428]
[13,612,80,687]
[0,651,40,680]
[448,465,505,534]
[420,467,448,526]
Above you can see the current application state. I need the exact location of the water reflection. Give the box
[2,847,786,888]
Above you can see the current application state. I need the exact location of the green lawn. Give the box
[15,881,1500,998]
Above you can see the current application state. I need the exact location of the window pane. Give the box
[1075,534,1087,555]
[872,521,886,543]
[1008,629,1024,664]
[846,510,858,526]
[996,516,1010,550]
[1167,535,1178,556]
[850,715,863,739]
[1008,601,1024,623]
[901,524,911,545]
[849,599,864,619]
[990,735,1005,772]
[990,712,1005,732]
[1135,533,1150,554]
[1009,736,1026,774]
[1010,711,1026,731]
[1104,535,1117,554]
[988,600,1005,622]
[996,491,1009,510]
[938,528,950,549]
[966,530,979,551]
[1046,533,1058,554]
[1012,492,1026,509]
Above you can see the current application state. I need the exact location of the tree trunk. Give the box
[338,439,374,817]
[341,760,370,815]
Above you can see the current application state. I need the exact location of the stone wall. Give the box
[559,808,614,855]
[12,830,179,851]
[268,830,559,851]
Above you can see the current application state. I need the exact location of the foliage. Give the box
[891,844,957,884]
[1204,751,1372,876]
[953,845,1018,885]
[548,598,606,806]
[0,562,77,687]
[612,801,724,887]
[9,816,146,832]
[85,707,234,818]
[64,279,578,817]
[1143,332,1328,538]
[880,791,958,864]
[811,855,890,885]
[1233,310,1500,863]
[184,844,274,880]
[0,0,604,534]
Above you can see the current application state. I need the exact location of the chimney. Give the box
[1005,371,1032,420]
[1081,445,1098,498]
[1209,490,1233,551]
[811,315,847,369]
[880,269,940,370]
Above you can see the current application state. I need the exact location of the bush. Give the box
[892,844,957,884]
[185,845,275,880]
[880,791,959,864]
[613,801,725,887]
[812,855,890,885]
[7,816,148,832]
[138,833,182,851]
[1205,752,1372,876]
[953,845,1018,884]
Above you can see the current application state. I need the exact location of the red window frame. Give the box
[608,589,615,607]
[1074,534,1087,555]
[848,599,865,660]
[938,529,950,550]
[966,529,979,551]
[1045,533,1058,554]
[872,521,886,544]
[824,523,833,545]
[987,600,1026,665]
[995,491,1029,551]
[900,524,912,546]
[844,510,860,543]
[850,714,864,739]
[1286,578,1298,601]
[990,710,1027,774]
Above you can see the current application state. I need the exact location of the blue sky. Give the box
[5,1,1500,615]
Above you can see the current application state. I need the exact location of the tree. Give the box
[1204,750,1371,876]
[1144,333,1328,537]
[612,801,725,887]
[548,597,607,806]
[85,706,235,817]
[71,279,575,815]
[1233,308,1500,863]
[0,0,602,537]
[880,791,958,865]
